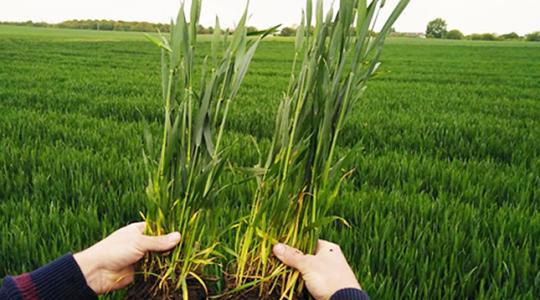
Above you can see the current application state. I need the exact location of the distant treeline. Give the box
[278,26,378,37]
[0,20,372,37]
[426,18,540,42]
[2,19,539,42]
[444,30,540,42]
[1,20,168,32]
[0,20,258,34]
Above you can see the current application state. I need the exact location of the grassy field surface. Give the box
[0,25,539,299]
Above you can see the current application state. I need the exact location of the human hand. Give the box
[73,222,181,295]
[273,240,361,300]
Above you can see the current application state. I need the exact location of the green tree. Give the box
[501,32,521,40]
[98,21,114,31]
[246,26,258,34]
[280,27,297,37]
[197,25,208,34]
[526,32,540,42]
[468,33,500,41]
[446,29,464,40]
[426,18,447,39]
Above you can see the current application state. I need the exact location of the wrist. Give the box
[74,249,103,295]
[331,281,362,297]
[330,288,368,300]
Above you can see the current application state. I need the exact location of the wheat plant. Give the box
[229,0,410,298]
[141,0,266,297]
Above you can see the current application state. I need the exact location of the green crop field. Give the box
[0,25,539,299]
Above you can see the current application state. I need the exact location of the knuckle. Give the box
[135,234,147,245]
[327,242,341,251]
[327,241,340,248]
[296,255,313,270]
[128,222,139,228]
[292,248,304,256]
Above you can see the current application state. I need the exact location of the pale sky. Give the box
[1,0,539,35]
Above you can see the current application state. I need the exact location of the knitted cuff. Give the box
[0,276,24,300]
[330,288,370,300]
[29,253,98,300]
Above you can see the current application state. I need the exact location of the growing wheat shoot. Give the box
[230,0,410,299]
[141,0,265,297]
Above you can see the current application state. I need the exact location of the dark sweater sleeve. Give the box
[330,288,370,300]
[0,253,97,300]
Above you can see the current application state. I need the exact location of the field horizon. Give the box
[3,24,540,45]
[0,25,539,299]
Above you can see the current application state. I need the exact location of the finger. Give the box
[132,222,147,233]
[139,232,181,252]
[273,244,308,272]
[315,240,340,255]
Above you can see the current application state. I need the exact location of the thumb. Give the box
[139,232,181,252]
[273,243,308,272]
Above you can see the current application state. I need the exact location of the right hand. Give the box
[74,222,181,295]
[273,240,362,300]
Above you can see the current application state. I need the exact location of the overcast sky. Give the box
[1,0,539,35]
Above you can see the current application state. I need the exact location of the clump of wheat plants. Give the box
[229,0,410,298]
[141,0,266,297]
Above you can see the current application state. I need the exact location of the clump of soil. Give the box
[125,275,309,299]
[219,289,309,300]
[125,275,213,300]
[219,275,310,300]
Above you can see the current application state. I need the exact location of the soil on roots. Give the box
[125,275,212,300]
[219,276,310,300]
[220,290,309,300]
[125,275,309,299]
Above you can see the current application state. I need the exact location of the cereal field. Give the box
[0,25,539,299]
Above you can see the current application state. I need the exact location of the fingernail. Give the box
[273,244,286,256]
[168,232,181,243]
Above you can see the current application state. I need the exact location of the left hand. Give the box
[73,222,181,295]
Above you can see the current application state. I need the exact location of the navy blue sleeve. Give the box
[0,276,23,300]
[330,288,370,300]
[0,253,97,300]
[30,253,98,300]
